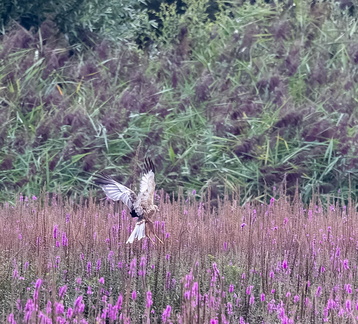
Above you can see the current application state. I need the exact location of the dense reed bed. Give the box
[1,191,357,323]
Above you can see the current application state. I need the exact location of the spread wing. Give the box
[135,158,156,211]
[93,174,137,209]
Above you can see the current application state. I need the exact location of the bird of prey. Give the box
[94,158,163,244]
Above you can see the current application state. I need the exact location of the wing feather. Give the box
[135,158,156,210]
[93,174,136,208]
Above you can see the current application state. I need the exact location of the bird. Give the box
[93,158,163,244]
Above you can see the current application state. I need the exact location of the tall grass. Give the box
[1,190,358,323]
[1,2,358,203]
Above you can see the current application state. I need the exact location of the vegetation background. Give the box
[1,0,358,203]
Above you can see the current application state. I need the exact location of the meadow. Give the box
[1,190,357,323]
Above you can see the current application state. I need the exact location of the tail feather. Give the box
[126,220,146,244]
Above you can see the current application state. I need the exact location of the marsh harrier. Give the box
[94,158,163,244]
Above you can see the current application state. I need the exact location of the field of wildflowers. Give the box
[1,190,357,323]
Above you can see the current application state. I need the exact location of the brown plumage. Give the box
[93,158,163,244]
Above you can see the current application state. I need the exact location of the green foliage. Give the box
[1,0,155,45]
[1,1,358,203]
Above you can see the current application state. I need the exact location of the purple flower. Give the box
[146,291,153,308]
[87,262,92,275]
[74,295,85,314]
[260,293,265,302]
[282,260,288,270]
[96,258,101,271]
[131,291,137,300]
[229,284,234,293]
[33,278,42,300]
[98,277,105,285]
[162,305,172,323]
[246,285,253,295]
[315,286,322,297]
[61,232,68,246]
[346,300,352,312]
[12,267,19,279]
[55,302,64,315]
[59,285,67,299]
[343,259,349,270]
[249,295,255,305]
[345,284,352,294]
[67,307,73,318]
[7,313,16,324]
[116,295,123,309]
[241,223,247,228]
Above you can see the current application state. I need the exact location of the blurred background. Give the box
[0,0,357,203]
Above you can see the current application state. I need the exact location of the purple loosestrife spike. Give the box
[327,299,336,309]
[345,284,352,294]
[108,251,114,261]
[140,256,147,266]
[87,262,92,275]
[61,232,68,246]
[162,305,172,323]
[7,313,16,324]
[229,284,234,293]
[108,304,118,321]
[74,296,85,314]
[46,301,52,314]
[96,258,101,271]
[24,299,35,321]
[343,259,349,270]
[59,285,67,299]
[227,302,233,315]
[131,291,137,300]
[249,295,255,305]
[55,303,64,315]
[146,291,153,308]
[67,307,73,318]
[246,285,253,295]
[116,295,123,309]
[33,278,42,300]
[282,260,288,270]
[346,300,352,312]
[87,286,93,295]
[12,268,19,279]
[260,293,265,302]
[99,277,105,285]
[316,286,322,297]
[53,225,58,239]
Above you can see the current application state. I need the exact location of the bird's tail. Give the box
[126,220,146,244]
